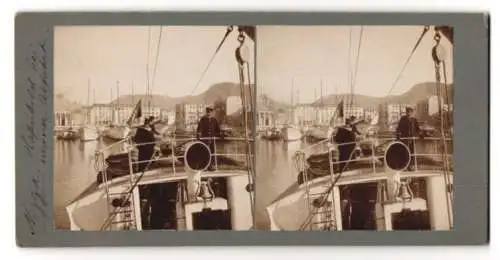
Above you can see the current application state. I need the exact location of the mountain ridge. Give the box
[260,82,453,111]
[109,82,254,109]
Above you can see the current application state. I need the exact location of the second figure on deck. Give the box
[334,116,361,173]
[396,107,421,171]
[196,106,221,171]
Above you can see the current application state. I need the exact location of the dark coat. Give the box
[334,126,357,145]
[134,126,156,144]
[397,115,420,138]
[196,115,221,138]
[133,126,156,171]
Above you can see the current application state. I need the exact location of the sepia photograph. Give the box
[255,26,454,231]
[53,25,256,231]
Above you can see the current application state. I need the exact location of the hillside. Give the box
[180,82,253,105]
[110,94,179,109]
[110,82,253,109]
[258,94,290,112]
[54,93,82,112]
[312,82,453,109]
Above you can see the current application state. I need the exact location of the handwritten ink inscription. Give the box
[22,38,50,235]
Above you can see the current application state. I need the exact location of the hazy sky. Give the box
[257,26,453,104]
[54,26,254,104]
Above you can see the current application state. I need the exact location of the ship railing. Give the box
[94,136,254,171]
[295,136,453,230]
[97,135,254,230]
[127,136,254,175]
[294,136,453,181]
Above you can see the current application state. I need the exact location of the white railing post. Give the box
[372,140,376,174]
[213,137,218,170]
[101,151,113,231]
[127,138,134,186]
[126,138,137,230]
[413,137,418,171]
[171,137,176,175]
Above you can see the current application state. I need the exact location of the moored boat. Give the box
[103,125,131,141]
[261,127,282,141]
[79,125,99,141]
[306,125,331,141]
[57,128,80,141]
[281,125,302,142]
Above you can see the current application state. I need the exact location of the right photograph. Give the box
[254,26,454,231]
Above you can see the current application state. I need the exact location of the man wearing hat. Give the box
[133,116,159,172]
[396,106,421,171]
[196,105,221,171]
[333,116,361,173]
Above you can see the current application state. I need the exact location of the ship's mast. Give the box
[86,78,90,124]
[116,80,120,124]
[289,79,292,124]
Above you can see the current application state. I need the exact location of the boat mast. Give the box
[93,87,96,125]
[110,87,114,125]
[132,80,135,104]
[116,80,120,124]
[86,78,90,125]
[290,79,294,124]
[296,88,300,126]
[320,79,324,106]
[314,87,318,125]
[320,79,324,124]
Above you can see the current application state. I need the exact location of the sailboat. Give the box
[57,127,80,141]
[261,127,282,141]
[103,82,131,141]
[281,124,302,142]
[103,119,131,141]
[307,81,338,141]
[266,26,454,231]
[80,125,99,141]
[79,80,99,141]
[281,80,302,142]
[66,26,256,231]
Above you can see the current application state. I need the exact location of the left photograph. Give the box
[54,26,256,231]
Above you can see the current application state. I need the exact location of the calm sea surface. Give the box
[54,137,447,230]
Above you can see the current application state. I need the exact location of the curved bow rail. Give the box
[292,136,452,231]
[92,136,254,230]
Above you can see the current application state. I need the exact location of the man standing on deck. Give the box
[396,107,421,171]
[196,106,221,171]
[334,116,361,173]
[133,117,158,172]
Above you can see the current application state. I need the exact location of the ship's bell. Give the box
[397,181,413,202]
[197,181,214,202]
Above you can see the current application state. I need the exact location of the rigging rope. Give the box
[441,62,452,130]
[383,26,430,121]
[100,144,160,230]
[347,28,353,106]
[186,26,235,97]
[385,26,430,97]
[235,30,256,221]
[350,26,364,104]
[299,146,358,230]
[146,26,152,109]
[150,26,164,105]
[432,30,453,228]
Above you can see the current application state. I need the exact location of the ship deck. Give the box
[69,136,254,206]
[69,167,251,205]
[270,165,452,206]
